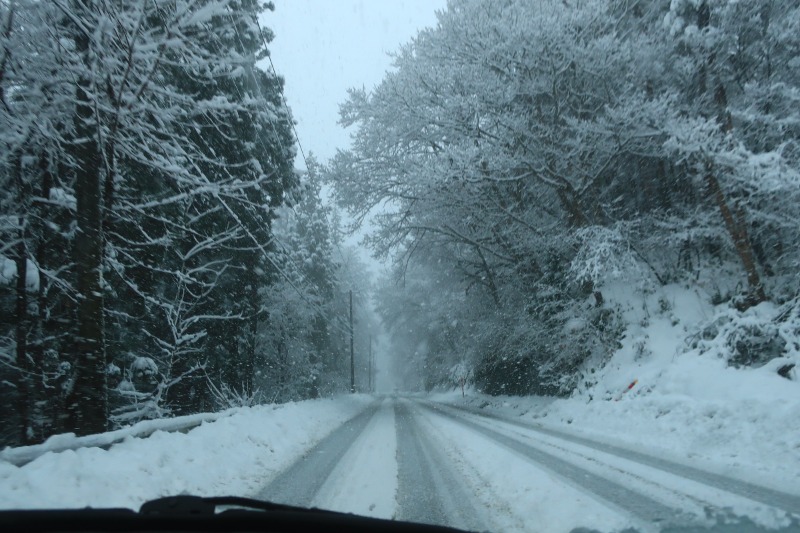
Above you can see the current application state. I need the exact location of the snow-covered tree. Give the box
[329,0,800,396]
[0,0,299,441]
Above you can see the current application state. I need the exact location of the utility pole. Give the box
[368,335,373,393]
[349,290,355,393]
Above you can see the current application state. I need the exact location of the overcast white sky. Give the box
[261,0,447,167]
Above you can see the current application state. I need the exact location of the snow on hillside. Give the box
[437,283,800,495]
[0,395,373,510]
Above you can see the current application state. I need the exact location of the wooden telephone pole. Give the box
[368,335,373,393]
[349,290,355,393]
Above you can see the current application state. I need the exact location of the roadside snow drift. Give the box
[0,395,373,509]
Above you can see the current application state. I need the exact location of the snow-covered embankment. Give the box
[0,395,373,509]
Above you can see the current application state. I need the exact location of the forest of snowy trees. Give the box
[0,0,371,447]
[2,0,799,448]
[326,0,800,394]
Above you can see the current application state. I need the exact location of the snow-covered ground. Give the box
[434,283,800,497]
[1,390,797,532]
[310,400,398,518]
[0,394,373,509]
[1,284,798,533]
[413,403,634,533]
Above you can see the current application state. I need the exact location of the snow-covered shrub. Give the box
[569,226,643,286]
[109,393,165,427]
[207,380,262,410]
[448,362,471,387]
[727,324,786,368]
[106,363,122,389]
[129,357,160,393]
[689,303,796,370]
[109,357,167,428]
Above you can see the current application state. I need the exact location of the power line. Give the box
[220,7,356,341]
[255,17,310,171]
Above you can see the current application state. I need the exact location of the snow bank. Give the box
[0,411,233,467]
[435,284,800,495]
[0,395,373,509]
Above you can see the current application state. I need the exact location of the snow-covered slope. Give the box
[436,283,800,495]
[0,395,373,509]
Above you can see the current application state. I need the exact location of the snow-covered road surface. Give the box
[395,400,487,531]
[3,393,798,532]
[431,401,800,517]
[251,396,799,532]
[256,400,391,512]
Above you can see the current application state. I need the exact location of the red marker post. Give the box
[615,379,638,401]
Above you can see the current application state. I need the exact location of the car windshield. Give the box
[1,1,799,532]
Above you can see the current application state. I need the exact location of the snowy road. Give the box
[431,401,800,516]
[395,400,487,531]
[254,396,799,532]
[256,401,383,508]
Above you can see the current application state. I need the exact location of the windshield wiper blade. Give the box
[0,494,471,533]
[140,495,336,516]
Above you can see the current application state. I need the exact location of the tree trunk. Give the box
[695,2,766,309]
[705,167,766,307]
[29,153,53,442]
[65,12,108,435]
[14,218,31,445]
[245,309,258,396]
[12,150,32,444]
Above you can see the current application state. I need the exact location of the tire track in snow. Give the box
[433,401,800,516]
[255,399,381,507]
[413,401,636,532]
[440,406,791,528]
[310,400,398,518]
[394,400,487,531]
[420,401,692,529]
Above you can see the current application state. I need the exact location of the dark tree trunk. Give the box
[693,2,766,309]
[708,75,765,306]
[705,168,766,307]
[277,324,288,394]
[65,11,108,435]
[308,316,323,399]
[28,153,54,443]
[244,309,258,396]
[12,152,32,445]
[14,219,31,445]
